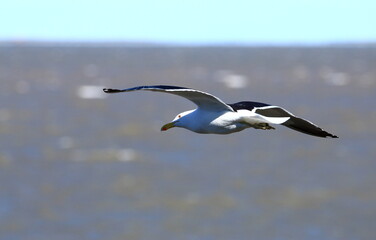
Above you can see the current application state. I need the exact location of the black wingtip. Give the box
[103,88,122,93]
[323,131,339,138]
[328,134,339,139]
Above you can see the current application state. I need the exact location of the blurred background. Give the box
[1,1,376,240]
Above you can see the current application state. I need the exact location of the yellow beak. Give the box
[161,122,175,131]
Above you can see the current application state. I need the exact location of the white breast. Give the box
[184,110,249,134]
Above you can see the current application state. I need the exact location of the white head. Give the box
[161,110,195,131]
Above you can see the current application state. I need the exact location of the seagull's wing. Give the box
[254,105,338,138]
[103,85,234,112]
[230,102,338,138]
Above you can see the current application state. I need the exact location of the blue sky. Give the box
[1,0,375,45]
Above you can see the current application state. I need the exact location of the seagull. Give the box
[103,85,338,138]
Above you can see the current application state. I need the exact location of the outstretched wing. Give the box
[103,85,234,112]
[230,102,338,138]
[254,105,338,138]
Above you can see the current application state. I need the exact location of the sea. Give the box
[0,43,375,240]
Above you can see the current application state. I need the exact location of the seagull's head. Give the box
[161,110,194,131]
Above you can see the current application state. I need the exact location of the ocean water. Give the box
[0,44,376,240]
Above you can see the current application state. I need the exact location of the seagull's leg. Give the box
[254,123,275,130]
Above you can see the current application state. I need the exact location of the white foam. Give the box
[117,149,137,162]
[215,70,248,89]
[77,85,106,99]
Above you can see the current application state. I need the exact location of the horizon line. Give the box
[1,39,376,48]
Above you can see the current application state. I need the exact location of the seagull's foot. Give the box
[254,123,275,130]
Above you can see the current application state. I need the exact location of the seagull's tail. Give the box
[282,116,338,138]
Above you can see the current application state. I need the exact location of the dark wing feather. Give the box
[228,101,270,111]
[255,106,292,117]
[282,116,338,138]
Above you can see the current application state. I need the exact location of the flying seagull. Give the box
[103,85,338,138]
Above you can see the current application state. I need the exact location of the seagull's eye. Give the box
[178,115,182,118]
